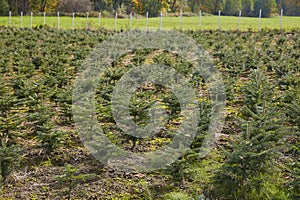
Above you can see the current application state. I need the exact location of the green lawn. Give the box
[0,15,299,31]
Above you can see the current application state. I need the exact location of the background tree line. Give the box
[0,0,299,17]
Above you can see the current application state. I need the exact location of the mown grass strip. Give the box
[0,15,299,31]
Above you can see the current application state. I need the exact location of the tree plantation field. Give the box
[0,15,300,31]
[0,27,299,199]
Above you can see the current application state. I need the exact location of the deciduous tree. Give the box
[56,0,92,12]
[224,0,242,15]
[29,0,58,12]
[242,0,254,16]
[253,0,276,17]
[0,0,9,16]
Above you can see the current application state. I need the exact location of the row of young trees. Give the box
[0,0,299,17]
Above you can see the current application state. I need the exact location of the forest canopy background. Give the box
[0,0,299,17]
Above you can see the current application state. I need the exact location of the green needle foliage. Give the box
[211,69,289,199]
[0,27,299,199]
[57,164,95,200]
[283,86,300,199]
[164,191,191,200]
[0,78,21,194]
[30,102,65,155]
[37,128,65,155]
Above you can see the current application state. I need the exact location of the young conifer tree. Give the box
[212,69,288,199]
[0,78,21,194]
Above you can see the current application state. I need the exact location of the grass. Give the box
[0,15,299,31]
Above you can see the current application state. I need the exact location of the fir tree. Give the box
[211,69,288,199]
[0,78,21,194]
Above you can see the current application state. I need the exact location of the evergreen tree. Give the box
[284,87,300,199]
[211,69,288,199]
[0,78,21,194]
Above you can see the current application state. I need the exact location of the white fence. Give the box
[6,9,286,31]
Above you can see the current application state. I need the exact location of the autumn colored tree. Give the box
[131,0,164,16]
[131,0,142,14]
[281,0,300,16]
[199,0,214,13]
[29,0,58,12]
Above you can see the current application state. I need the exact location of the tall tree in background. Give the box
[242,0,254,16]
[141,0,163,16]
[29,0,58,12]
[131,0,165,16]
[253,0,276,17]
[92,0,113,11]
[161,0,189,12]
[282,0,300,16]
[199,0,215,13]
[0,0,9,16]
[8,0,30,14]
[213,0,226,14]
[224,0,242,15]
[131,0,142,14]
[169,0,177,12]
[56,0,92,13]
[2,0,299,17]
[187,0,201,13]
